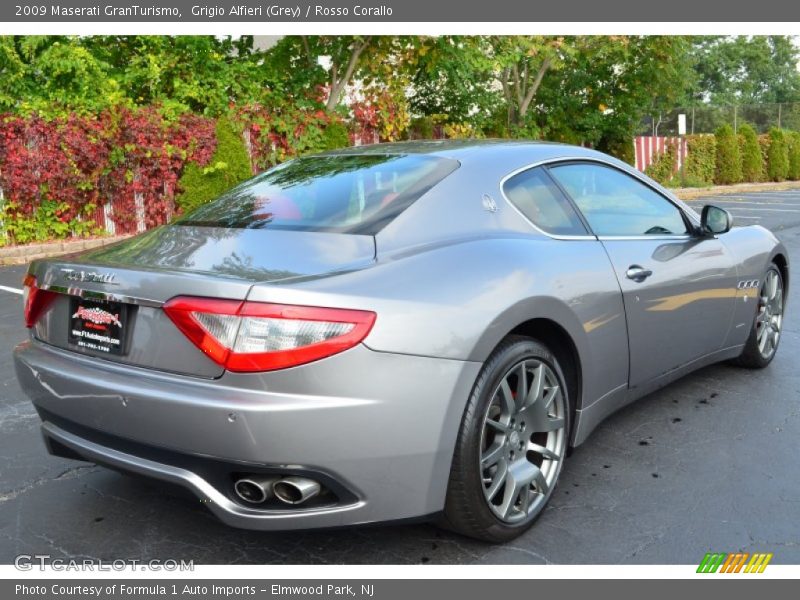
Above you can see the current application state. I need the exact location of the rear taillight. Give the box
[163,296,376,372]
[23,274,56,328]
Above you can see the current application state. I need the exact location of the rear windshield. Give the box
[177,154,459,234]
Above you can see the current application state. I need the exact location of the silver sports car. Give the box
[14,140,788,542]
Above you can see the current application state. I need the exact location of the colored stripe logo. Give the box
[697,552,773,573]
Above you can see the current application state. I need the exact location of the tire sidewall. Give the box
[742,265,784,368]
[446,337,571,542]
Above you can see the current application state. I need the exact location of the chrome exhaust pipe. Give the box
[234,476,279,504]
[273,476,321,505]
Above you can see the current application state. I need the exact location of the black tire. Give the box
[732,264,785,369]
[440,335,571,543]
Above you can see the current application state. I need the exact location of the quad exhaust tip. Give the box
[233,476,278,505]
[233,475,321,506]
[273,476,322,505]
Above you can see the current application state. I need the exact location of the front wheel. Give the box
[441,336,570,542]
[733,264,785,369]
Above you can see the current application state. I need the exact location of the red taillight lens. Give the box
[163,296,376,372]
[23,274,56,328]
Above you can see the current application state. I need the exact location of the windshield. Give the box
[177,154,459,234]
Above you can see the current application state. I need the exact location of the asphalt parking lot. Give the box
[684,188,800,232]
[1,189,798,565]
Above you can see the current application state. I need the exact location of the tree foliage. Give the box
[690,36,800,106]
[4,34,800,246]
[537,36,693,155]
[408,36,497,128]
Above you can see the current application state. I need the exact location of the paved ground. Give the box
[684,188,800,232]
[1,190,799,565]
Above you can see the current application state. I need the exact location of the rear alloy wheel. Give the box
[733,264,785,369]
[442,336,569,542]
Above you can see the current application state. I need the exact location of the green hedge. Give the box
[659,128,800,186]
[714,124,742,185]
[758,134,771,173]
[738,123,763,183]
[176,117,253,215]
[644,142,678,185]
[767,127,790,182]
[788,132,800,181]
[684,135,716,185]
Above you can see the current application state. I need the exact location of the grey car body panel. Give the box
[245,236,631,423]
[15,339,481,527]
[600,236,739,387]
[14,140,789,529]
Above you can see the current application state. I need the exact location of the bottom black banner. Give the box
[2,579,794,600]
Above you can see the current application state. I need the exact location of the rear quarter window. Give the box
[502,167,588,236]
[177,154,459,235]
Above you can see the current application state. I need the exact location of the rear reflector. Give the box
[163,296,376,372]
[23,274,57,328]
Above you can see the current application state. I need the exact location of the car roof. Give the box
[320,139,605,169]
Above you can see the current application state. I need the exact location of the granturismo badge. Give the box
[61,269,116,284]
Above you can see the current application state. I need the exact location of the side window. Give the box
[502,167,588,236]
[548,163,689,237]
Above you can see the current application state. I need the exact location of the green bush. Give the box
[1,200,101,246]
[684,135,716,185]
[738,123,763,183]
[644,142,678,185]
[175,117,252,215]
[788,132,800,181]
[758,134,771,171]
[407,116,436,140]
[321,121,350,150]
[665,172,710,189]
[767,127,790,182]
[602,136,635,166]
[714,124,742,185]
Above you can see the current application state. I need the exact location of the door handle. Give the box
[626,265,653,282]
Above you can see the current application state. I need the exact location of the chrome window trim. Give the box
[596,235,694,242]
[499,155,703,242]
[39,284,163,308]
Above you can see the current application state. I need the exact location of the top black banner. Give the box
[2,0,798,22]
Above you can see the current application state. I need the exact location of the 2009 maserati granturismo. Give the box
[14,140,788,541]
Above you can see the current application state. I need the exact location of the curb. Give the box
[0,235,132,266]
[673,181,800,201]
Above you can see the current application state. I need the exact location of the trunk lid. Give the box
[29,225,376,378]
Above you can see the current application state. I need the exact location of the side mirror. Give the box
[700,205,733,235]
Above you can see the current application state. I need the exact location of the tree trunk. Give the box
[518,56,552,119]
[326,37,372,112]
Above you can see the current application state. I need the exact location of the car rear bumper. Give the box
[14,339,481,530]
